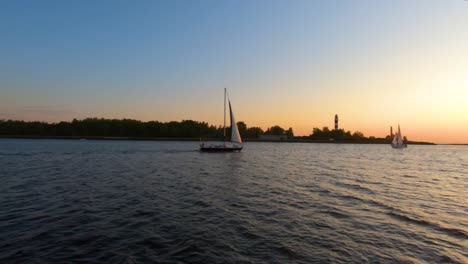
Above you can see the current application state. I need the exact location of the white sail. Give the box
[396,125,403,145]
[397,134,403,145]
[392,134,398,145]
[392,133,403,147]
[229,101,242,143]
[391,124,407,148]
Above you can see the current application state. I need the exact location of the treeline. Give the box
[237,122,294,138]
[0,118,294,139]
[0,119,407,142]
[305,126,405,143]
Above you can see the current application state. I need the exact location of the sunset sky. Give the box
[1,0,467,143]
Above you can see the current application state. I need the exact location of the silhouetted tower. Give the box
[334,114,338,130]
[390,126,393,138]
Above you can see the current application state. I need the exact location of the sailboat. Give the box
[391,124,407,148]
[200,88,243,152]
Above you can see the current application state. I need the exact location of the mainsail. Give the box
[229,101,242,143]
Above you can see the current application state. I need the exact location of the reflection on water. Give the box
[0,139,466,263]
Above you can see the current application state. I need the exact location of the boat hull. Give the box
[199,141,242,152]
[391,144,407,149]
[200,147,242,152]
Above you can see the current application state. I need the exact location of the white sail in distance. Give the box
[391,124,407,148]
[397,125,403,145]
[392,133,398,145]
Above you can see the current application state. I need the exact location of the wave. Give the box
[324,210,350,219]
[0,152,38,156]
[387,211,468,240]
[437,253,465,264]
[335,182,376,195]
[331,190,468,241]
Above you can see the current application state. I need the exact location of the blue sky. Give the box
[1,0,467,142]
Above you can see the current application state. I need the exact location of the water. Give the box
[0,139,466,263]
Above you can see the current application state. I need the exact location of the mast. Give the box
[223,88,226,142]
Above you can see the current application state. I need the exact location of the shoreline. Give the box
[0,135,436,145]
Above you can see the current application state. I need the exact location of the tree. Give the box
[286,127,294,138]
[352,131,365,140]
[237,121,247,137]
[267,125,285,135]
[245,127,264,138]
[331,129,345,140]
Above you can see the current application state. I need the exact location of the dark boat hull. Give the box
[200,147,242,152]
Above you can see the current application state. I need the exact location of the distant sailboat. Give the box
[200,88,243,152]
[391,124,407,148]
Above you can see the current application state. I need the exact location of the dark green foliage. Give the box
[352,131,365,140]
[244,126,264,138]
[0,119,398,142]
[0,120,51,135]
[235,122,268,138]
[236,121,247,137]
[0,118,221,138]
[265,125,285,135]
[309,127,390,142]
[0,118,295,139]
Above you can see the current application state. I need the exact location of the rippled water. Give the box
[0,139,466,263]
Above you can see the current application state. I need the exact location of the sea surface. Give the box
[0,139,466,263]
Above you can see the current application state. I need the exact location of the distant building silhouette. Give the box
[390,126,393,137]
[334,114,338,130]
